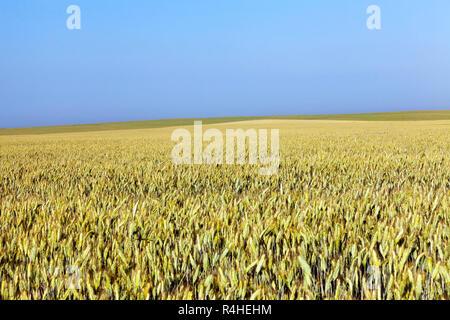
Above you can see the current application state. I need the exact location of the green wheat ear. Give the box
[0,118,448,300]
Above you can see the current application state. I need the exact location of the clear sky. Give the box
[1,1,449,128]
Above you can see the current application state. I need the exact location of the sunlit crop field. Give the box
[0,120,448,300]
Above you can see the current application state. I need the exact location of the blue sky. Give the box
[1,1,449,128]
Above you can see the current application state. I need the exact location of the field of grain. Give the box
[0,119,448,299]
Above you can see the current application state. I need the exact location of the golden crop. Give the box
[0,120,448,300]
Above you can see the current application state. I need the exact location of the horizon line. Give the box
[2,109,450,130]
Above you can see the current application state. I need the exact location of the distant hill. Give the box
[1,110,449,136]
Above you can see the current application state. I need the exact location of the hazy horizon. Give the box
[1,109,449,130]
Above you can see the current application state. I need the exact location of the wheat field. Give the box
[0,119,448,299]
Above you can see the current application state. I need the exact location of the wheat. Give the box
[0,120,448,300]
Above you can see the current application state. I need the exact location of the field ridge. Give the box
[1,110,449,136]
